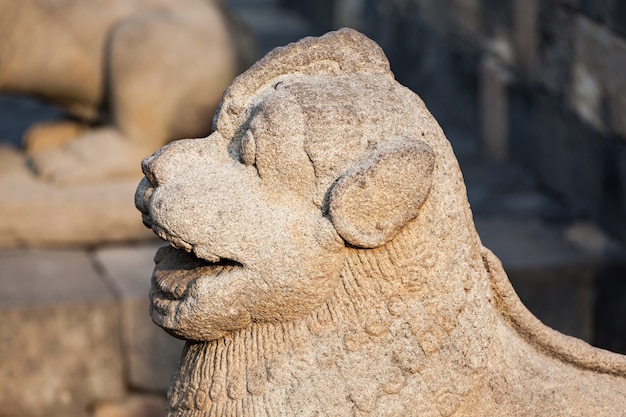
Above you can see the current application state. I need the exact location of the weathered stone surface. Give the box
[95,244,184,392]
[136,29,626,416]
[0,250,124,417]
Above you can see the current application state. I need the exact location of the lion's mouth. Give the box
[151,244,242,301]
[141,203,243,300]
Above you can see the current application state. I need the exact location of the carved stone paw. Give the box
[30,128,145,185]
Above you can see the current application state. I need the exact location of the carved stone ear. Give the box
[328,137,435,248]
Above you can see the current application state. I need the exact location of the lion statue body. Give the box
[0,0,239,183]
[135,29,626,416]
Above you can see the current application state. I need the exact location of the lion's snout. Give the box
[135,176,153,217]
[139,149,165,189]
[135,139,206,226]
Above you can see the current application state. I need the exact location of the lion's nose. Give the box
[135,176,153,216]
[141,153,160,187]
[140,141,187,187]
[140,137,214,187]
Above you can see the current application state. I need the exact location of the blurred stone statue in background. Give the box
[0,0,254,247]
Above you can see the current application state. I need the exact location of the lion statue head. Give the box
[135,28,458,342]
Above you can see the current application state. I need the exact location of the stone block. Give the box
[475,217,595,341]
[95,244,184,392]
[0,250,125,417]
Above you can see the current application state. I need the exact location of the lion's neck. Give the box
[165,262,372,417]
[166,321,307,416]
[166,229,494,417]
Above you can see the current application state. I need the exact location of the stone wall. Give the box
[286,0,626,244]
[0,244,182,417]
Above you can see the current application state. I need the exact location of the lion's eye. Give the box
[240,130,256,165]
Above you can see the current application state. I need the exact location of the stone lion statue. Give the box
[135,29,626,416]
[0,0,247,184]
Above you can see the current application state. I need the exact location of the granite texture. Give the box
[136,29,626,416]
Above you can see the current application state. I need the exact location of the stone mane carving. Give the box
[135,29,626,416]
